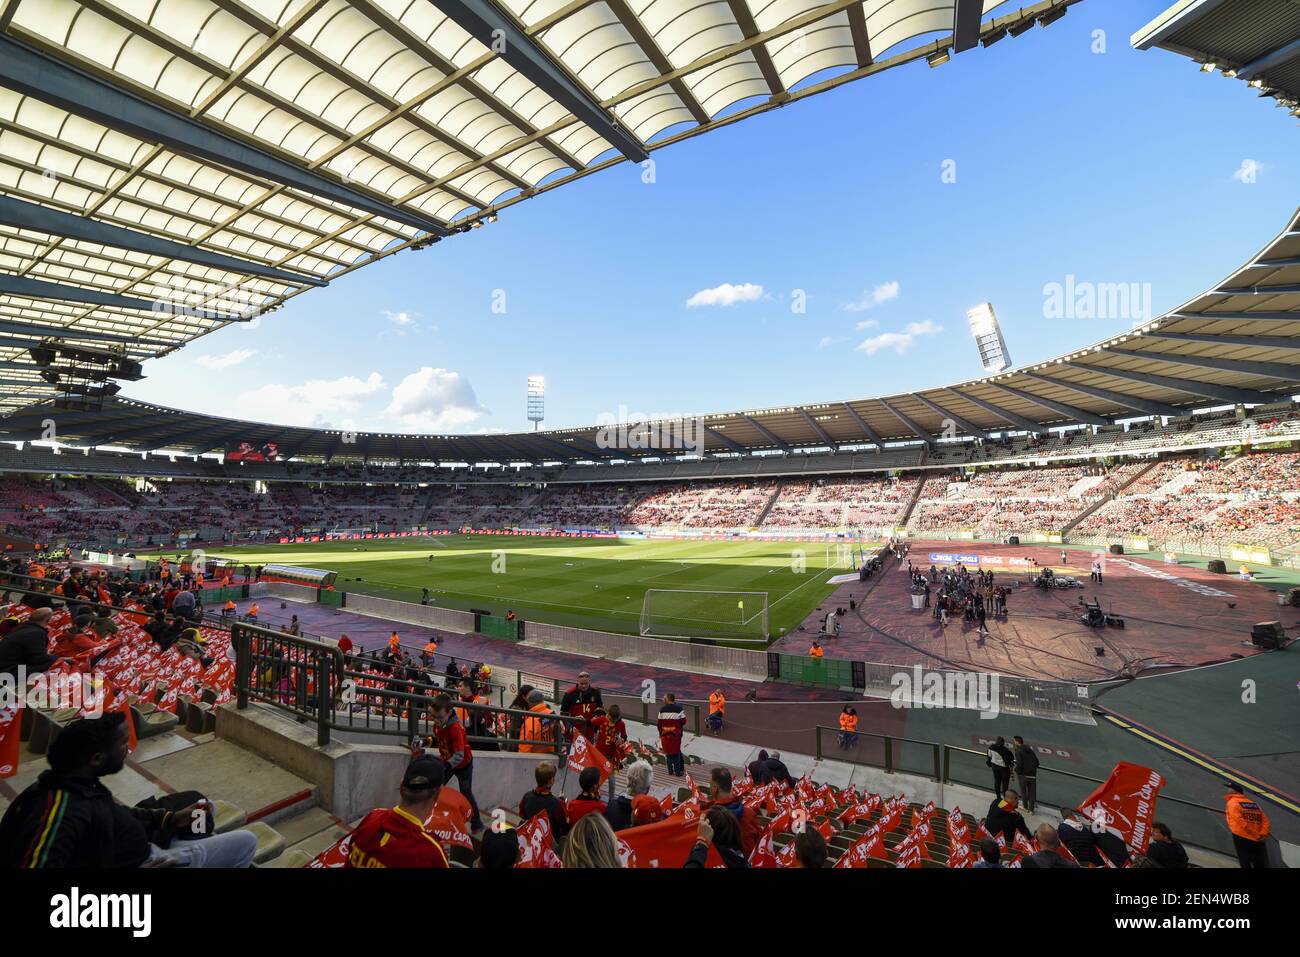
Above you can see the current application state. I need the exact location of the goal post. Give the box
[639,589,770,641]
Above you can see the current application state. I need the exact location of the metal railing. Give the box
[813,726,1232,856]
[231,623,580,751]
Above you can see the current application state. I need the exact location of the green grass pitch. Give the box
[163,534,848,641]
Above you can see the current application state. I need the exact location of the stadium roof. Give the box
[3,204,1300,462]
[1133,0,1300,113]
[0,0,1080,415]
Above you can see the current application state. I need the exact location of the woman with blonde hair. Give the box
[560,810,624,868]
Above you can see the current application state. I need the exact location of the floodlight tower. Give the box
[526,375,545,430]
[967,303,1012,374]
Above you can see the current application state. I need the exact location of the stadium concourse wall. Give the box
[247,582,1094,723]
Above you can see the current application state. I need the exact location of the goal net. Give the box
[639,589,770,641]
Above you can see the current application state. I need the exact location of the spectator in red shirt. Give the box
[657,693,686,777]
[589,704,626,764]
[345,756,449,868]
[566,767,607,826]
[560,671,603,739]
[430,695,483,833]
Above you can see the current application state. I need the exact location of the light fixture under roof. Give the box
[1009,18,1038,37]
[1200,61,1216,73]
[927,48,951,68]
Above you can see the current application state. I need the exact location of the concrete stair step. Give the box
[262,848,314,869]
[242,821,287,865]
[212,800,247,834]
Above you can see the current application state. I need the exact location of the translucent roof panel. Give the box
[0,0,1068,413]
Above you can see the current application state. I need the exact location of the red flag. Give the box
[1076,761,1166,853]
[566,733,613,785]
[833,831,885,868]
[748,828,779,868]
[307,833,352,868]
[895,843,922,868]
[426,788,473,850]
[775,838,798,867]
[685,771,701,801]
[515,812,563,868]
[0,701,20,779]
[1013,831,1037,857]
[616,808,722,868]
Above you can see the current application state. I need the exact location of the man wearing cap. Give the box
[345,756,450,868]
[560,671,603,740]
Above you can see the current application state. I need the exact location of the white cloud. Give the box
[686,282,765,308]
[195,348,256,370]
[1231,159,1263,184]
[384,367,488,431]
[818,336,847,349]
[843,281,900,313]
[385,310,416,327]
[234,372,386,428]
[854,318,879,332]
[855,320,943,356]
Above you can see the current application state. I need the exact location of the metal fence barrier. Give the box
[232,624,579,751]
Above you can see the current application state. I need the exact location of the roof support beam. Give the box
[1058,361,1278,405]
[877,398,933,447]
[983,381,1109,426]
[1144,330,1300,350]
[1170,311,1300,322]
[609,0,711,124]
[705,426,747,454]
[798,409,836,447]
[0,316,171,347]
[0,36,447,237]
[1103,348,1300,382]
[1215,283,1300,296]
[427,0,648,163]
[946,389,1050,435]
[528,434,591,461]
[1237,36,1300,80]
[846,4,873,68]
[741,414,791,452]
[911,394,991,440]
[1023,370,1182,417]
[0,273,243,321]
[726,0,786,96]
[953,0,984,53]
[840,402,883,446]
[0,195,325,288]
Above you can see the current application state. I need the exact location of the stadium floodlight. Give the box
[927,49,951,68]
[1009,18,1037,37]
[1200,61,1217,73]
[1038,7,1068,27]
[967,303,1013,374]
[640,589,769,642]
[981,26,1009,47]
[527,375,545,430]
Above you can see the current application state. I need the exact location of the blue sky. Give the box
[129,0,1299,436]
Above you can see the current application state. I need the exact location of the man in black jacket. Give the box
[0,606,55,678]
[986,736,1015,796]
[1012,735,1039,812]
[0,713,257,868]
[764,751,796,790]
[518,761,568,838]
[1145,821,1190,868]
[985,790,1033,846]
[748,749,774,786]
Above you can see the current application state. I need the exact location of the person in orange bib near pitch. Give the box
[222,599,236,619]
[1225,783,1271,868]
[707,688,726,736]
[246,602,259,621]
[421,639,439,666]
[388,631,401,657]
[837,705,859,750]
[809,640,824,659]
